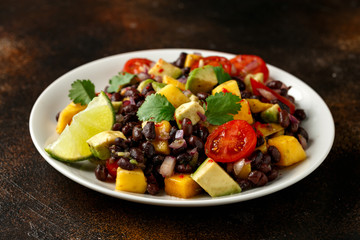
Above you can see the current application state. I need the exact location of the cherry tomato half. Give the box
[230,55,269,81]
[191,56,232,74]
[106,158,118,178]
[205,120,257,162]
[123,58,153,74]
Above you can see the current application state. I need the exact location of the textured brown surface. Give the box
[1,0,360,239]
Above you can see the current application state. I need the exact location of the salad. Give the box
[45,52,309,199]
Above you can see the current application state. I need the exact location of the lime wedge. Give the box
[45,92,115,162]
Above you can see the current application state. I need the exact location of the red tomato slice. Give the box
[123,58,153,74]
[230,55,269,81]
[191,56,232,74]
[106,158,118,178]
[205,120,257,162]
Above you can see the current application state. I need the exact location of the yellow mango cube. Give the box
[115,167,147,194]
[268,135,307,167]
[165,174,202,198]
[212,80,241,97]
[56,102,87,134]
[238,162,252,179]
[184,54,201,68]
[233,99,254,124]
[157,84,190,108]
[163,75,186,91]
[152,139,170,155]
[247,98,273,113]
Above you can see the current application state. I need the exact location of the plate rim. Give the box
[29,48,335,207]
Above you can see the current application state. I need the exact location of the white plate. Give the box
[29,49,335,207]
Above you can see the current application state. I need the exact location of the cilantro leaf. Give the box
[212,66,232,84]
[137,94,176,122]
[68,79,96,105]
[205,92,241,125]
[107,72,136,93]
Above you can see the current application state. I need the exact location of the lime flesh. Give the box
[45,92,115,162]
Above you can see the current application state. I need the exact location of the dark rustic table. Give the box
[1,0,360,239]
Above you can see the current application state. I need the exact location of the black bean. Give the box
[248,170,268,186]
[147,183,160,195]
[141,83,154,95]
[196,92,210,101]
[129,147,145,163]
[132,125,144,141]
[267,168,279,181]
[112,123,122,131]
[170,143,187,155]
[279,109,290,128]
[237,179,252,190]
[123,87,140,97]
[121,122,134,136]
[268,146,281,163]
[182,67,190,76]
[169,126,178,141]
[111,92,121,101]
[237,79,246,91]
[262,154,272,165]
[249,150,263,169]
[121,104,137,115]
[173,52,187,68]
[152,155,165,165]
[258,163,272,174]
[142,141,155,158]
[115,137,128,149]
[294,109,307,121]
[290,121,299,133]
[297,127,309,142]
[182,118,193,137]
[176,164,193,173]
[280,88,288,96]
[176,152,192,163]
[142,121,156,140]
[197,125,209,143]
[95,164,108,181]
[117,157,135,170]
[241,91,252,99]
[187,135,204,151]
[122,112,138,123]
[266,80,283,89]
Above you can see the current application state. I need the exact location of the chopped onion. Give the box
[177,76,187,84]
[243,60,259,73]
[175,130,184,139]
[169,139,187,149]
[197,111,207,122]
[258,88,277,101]
[129,96,136,105]
[182,90,192,97]
[233,158,245,176]
[137,72,151,81]
[289,114,300,125]
[187,147,198,156]
[122,100,131,106]
[159,156,176,177]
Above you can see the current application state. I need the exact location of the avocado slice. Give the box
[260,104,281,123]
[185,65,218,94]
[87,130,126,160]
[191,158,241,197]
[148,58,182,79]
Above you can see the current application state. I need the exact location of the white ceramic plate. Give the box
[29,49,335,207]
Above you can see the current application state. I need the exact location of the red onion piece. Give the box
[159,156,176,177]
[289,114,300,125]
[169,139,187,149]
[175,130,184,139]
[129,96,136,105]
[182,90,192,97]
[233,158,245,176]
[137,72,151,81]
[122,100,131,106]
[242,60,259,73]
[197,111,207,122]
[187,147,198,156]
[258,88,277,101]
[177,76,187,84]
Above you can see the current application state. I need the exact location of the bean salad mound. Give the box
[56,52,309,199]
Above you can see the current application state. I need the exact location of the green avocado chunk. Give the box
[151,82,167,92]
[185,65,218,94]
[174,101,205,128]
[260,104,281,123]
[191,158,241,197]
[137,79,154,93]
[86,130,126,160]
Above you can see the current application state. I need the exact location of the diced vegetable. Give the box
[56,102,87,134]
[115,167,147,194]
[157,84,190,108]
[165,174,202,198]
